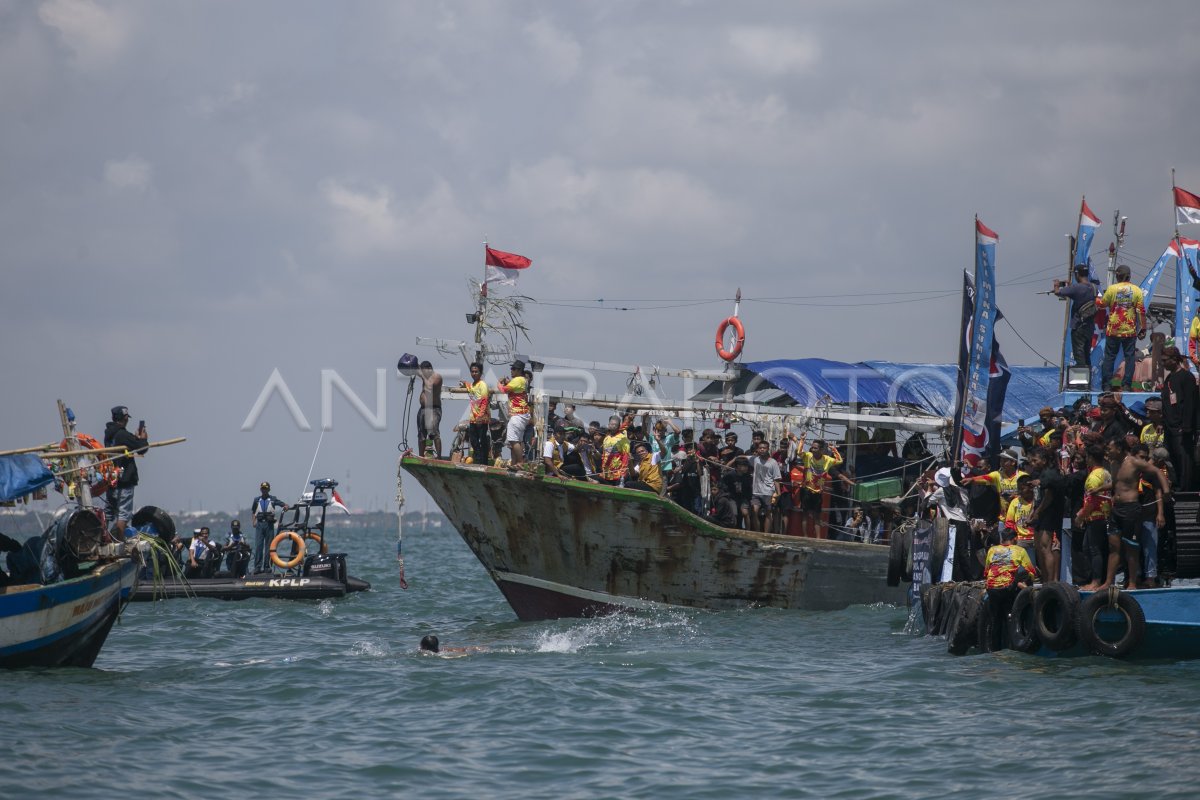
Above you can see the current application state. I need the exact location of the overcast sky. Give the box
[4,0,1200,514]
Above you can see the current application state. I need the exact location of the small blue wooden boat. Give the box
[0,557,139,668]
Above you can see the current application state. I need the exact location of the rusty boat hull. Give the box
[403,456,906,621]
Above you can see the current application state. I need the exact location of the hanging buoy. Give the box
[270,531,306,569]
[715,317,746,362]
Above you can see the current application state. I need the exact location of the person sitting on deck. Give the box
[796,435,843,539]
[627,442,663,494]
[186,527,217,578]
[558,429,589,480]
[981,525,1039,650]
[495,360,531,465]
[599,414,633,485]
[223,519,250,578]
[750,440,783,533]
[715,457,753,529]
[542,424,569,478]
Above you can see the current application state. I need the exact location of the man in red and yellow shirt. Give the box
[959,449,1027,519]
[461,361,491,465]
[980,522,1039,649]
[496,360,531,465]
[1003,474,1038,563]
[600,413,633,483]
[1074,445,1112,590]
[1097,264,1146,391]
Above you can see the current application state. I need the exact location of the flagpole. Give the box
[1059,196,1085,391]
[475,238,488,364]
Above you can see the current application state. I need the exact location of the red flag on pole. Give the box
[1175,186,1200,226]
[484,246,533,286]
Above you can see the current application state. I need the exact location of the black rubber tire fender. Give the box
[948,586,984,655]
[1006,586,1041,653]
[976,593,1000,653]
[887,528,905,587]
[1033,582,1081,651]
[131,505,177,543]
[1077,590,1147,658]
[929,519,949,584]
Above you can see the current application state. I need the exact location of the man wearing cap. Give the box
[1054,264,1099,373]
[496,360,531,465]
[959,449,1026,520]
[102,406,149,537]
[250,481,288,574]
[1160,346,1198,491]
[1097,264,1146,391]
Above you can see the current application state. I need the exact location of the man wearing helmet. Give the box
[250,481,287,574]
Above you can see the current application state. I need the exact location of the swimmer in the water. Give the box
[419,634,485,655]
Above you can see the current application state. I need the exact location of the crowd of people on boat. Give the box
[924,370,1196,594]
[414,359,934,539]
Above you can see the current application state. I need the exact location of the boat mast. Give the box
[473,238,488,364]
[56,399,92,510]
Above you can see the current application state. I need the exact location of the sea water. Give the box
[2,526,1199,799]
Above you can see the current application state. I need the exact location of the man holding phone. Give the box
[103,405,149,537]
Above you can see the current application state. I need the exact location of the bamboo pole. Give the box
[2,437,187,459]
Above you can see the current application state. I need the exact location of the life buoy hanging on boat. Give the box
[60,435,120,495]
[270,531,306,569]
[715,317,745,362]
[305,532,328,555]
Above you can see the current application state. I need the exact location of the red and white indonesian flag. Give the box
[484,246,533,286]
[330,489,350,515]
[975,218,999,245]
[1176,186,1200,226]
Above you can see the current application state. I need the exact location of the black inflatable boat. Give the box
[129,479,371,602]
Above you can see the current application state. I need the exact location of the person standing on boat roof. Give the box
[1053,264,1099,372]
[102,406,149,537]
[461,362,491,465]
[250,481,288,574]
[496,360,531,465]
[417,361,443,458]
[1097,264,1146,392]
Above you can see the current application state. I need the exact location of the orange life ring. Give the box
[270,531,307,569]
[305,532,328,555]
[715,316,746,362]
[60,434,120,495]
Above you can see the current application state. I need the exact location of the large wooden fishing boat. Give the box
[404,455,907,620]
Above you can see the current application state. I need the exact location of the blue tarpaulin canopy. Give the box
[725,359,1061,423]
[0,454,55,502]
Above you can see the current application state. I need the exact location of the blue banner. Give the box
[1140,244,1174,300]
[1177,242,1199,350]
[958,220,1008,465]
